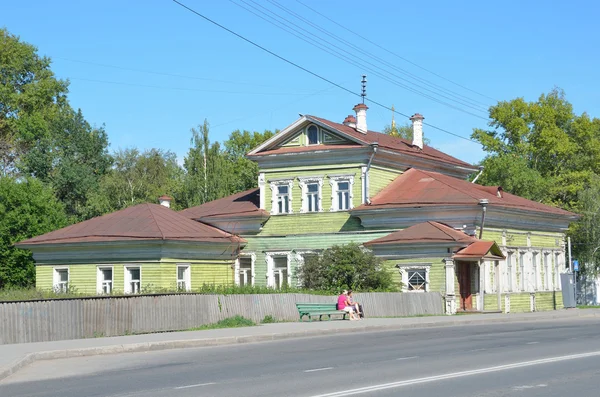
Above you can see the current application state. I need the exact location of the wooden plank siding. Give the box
[369,166,402,197]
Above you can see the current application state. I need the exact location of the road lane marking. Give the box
[512,384,547,390]
[526,342,539,345]
[174,382,216,389]
[469,348,486,352]
[396,356,418,361]
[308,350,600,397]
[305,367,334,373]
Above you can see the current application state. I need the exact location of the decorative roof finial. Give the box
[391,104,396,131]
[361,75,367,104]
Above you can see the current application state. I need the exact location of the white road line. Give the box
[396,356,418,361]
[526,341,540,345]
[174,382,216,389]
[469,348,486,352]
[305,367,334,373]
[307,350,600,397]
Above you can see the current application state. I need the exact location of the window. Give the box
[238,257,253,286]
[337,181,350,210]
[299,177,323,213]
[398,264,430,292]
[277,185,290,214]
[329,175,354,211]
[544,253,552,291]
[267,252,290,289]
[306,184,319,212]
[97,267,113,294]
[269,180,294,215]
[125,267,141,294]
[407,270,426,291]
[307,125,319,145]
[519,252,526,291]
[177,264,191,291]
[53,268,69,293]
[273,257,289,289]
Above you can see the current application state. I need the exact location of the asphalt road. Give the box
[3,318,600,397]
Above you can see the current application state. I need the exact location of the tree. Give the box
[471,88,600,209]
[225,129,275,193]
[86,148,183,216]
[0,28,69,176]
[570,175,600,275]
[296,243,395,291]
[0,177,69,288]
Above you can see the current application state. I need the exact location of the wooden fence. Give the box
[0,292,443,344]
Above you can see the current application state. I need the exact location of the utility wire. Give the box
[266,0,489,110]
[231,0,488,119]
[170,0,479,143]
[295,0,498,103]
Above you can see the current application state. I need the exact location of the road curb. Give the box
[2,310,599,382]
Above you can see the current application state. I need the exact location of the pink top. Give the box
[337,294,347,310]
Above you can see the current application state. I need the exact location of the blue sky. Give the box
[4,0,599,165]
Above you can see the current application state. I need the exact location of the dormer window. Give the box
[307,125,319,145]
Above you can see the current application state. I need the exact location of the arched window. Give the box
[307,125,318,145]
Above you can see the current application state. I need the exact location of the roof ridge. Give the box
[147,203,167,240]
[429,221,464,241]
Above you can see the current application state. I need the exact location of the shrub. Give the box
[297,243,396,292]
[261,315,276,324]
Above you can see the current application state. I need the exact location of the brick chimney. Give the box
[158,195,172,208]
[353,103,368,134]
[410,113,424,149]
[343,115,356,128]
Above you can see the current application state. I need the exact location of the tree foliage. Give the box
[0,177,69,288]
[297,243,395,292]
[570,175,600,274]
[472,88,600,209]
[86,148,183,215]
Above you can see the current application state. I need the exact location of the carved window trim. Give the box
[329,174,355,212]
[269,179,294,215]
[298,176,324,213]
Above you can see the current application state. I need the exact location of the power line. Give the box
[170,0,479,144]
[229,0,489,120]
[266,0,490,110]
[55,56,280,88]
[295,0,498,103]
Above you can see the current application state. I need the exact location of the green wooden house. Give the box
[18,103,578,313]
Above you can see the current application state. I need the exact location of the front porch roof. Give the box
[453,241,505,260]
[364,221,476,246]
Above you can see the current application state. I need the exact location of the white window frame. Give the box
[506,251,515,292]
[329,174,355,212]
[235,253,256,287]
[298,176,323,213]
[177,263,191,291]
[519,251,526,292]
[124,266,142,294]
[306,124,320,145]
[543,252,552,291]
[397,264,431,292]
[53,267,69,293]
[532,251,540,291]
[265,251,292,289]
[269,179,294,215]
[96,266,114,294]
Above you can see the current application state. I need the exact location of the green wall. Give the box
[243,231,389,287]
[369,166,401,197]
[35,259,235,294]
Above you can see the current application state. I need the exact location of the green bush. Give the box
[261,315,276,324]
[297,243,396,292]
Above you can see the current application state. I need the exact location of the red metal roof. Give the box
[251,144,362,156]
[354,168,577,217]
[364,221,476,246]
[17,203,245,246]
[179,188,269,220]
[248,116,474,169]
[453,241,505,260]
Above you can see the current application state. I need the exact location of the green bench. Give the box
[295,303,348,322]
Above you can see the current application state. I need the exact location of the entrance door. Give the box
[457,262,472,310]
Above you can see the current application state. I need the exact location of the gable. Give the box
[275,123,357,150]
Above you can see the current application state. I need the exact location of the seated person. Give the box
[337,289,359,321]
[347,290,363,318]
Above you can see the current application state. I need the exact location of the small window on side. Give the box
[307,125,318,145]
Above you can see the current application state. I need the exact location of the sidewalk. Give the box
[2,308,600,381]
